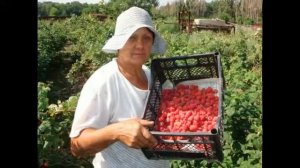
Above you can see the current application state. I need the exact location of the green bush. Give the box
[38,21,68,81]
[38,82,93,167]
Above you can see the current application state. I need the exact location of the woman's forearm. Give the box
[70,119,156,157]
[70,124,118,157]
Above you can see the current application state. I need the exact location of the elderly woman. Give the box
[69,6,169,168]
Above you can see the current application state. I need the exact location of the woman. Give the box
[69,6,169,168]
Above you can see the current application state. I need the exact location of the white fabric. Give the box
[70,58,169,168]
[102,6,167,54]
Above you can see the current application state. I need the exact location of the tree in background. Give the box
[38,1,99,17]
[155,2,177,17]
[217,0,235,22]
[185,0,207,18]
[239,0,262,23]
[38,0,262,24]
[204,1,217,18]
[216,0,262,24]
[104,0,158,17]
[82,3,101,14]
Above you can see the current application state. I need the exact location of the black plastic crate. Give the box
[142,52,225,161]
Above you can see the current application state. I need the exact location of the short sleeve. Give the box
[69,70,114,138]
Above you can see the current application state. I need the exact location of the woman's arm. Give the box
[70,119,157,157]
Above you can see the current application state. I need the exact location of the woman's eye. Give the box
[129,36,136,41]
[144,36,151,41]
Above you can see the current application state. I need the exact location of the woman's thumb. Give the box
[138,119,154,127]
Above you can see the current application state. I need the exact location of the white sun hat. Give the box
[102,6,167,54]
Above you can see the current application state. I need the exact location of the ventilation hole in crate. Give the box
[165,61,174,68]
[186,58,198,66]
[159,62,165,68]
[174,60,186,67]
[172,69,189,79]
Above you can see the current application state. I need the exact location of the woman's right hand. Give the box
[115,118,158,149]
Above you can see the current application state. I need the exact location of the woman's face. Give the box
[118,27,154,66]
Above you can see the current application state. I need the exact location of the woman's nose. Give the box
[135,38,144,49]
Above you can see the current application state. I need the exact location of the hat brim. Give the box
[102,24,166,54]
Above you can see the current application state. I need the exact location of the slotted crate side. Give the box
[143,80,161,122]
[142,134,223,161]
[142,52,224,161]
[152,53,220,85]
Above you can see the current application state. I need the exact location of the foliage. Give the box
[38,83,93,167]
[38,1,99,17]
[105,0,158,17]
[218,12,231,23]
[154,17,180,34]
[38,0,159,18]
[38,20,68,81]
[62,15,115,90]
[244,18,255,25]
[38,82,51,114]
[38,1,262,26]
[236,16,255,25]
[38,15,115,103]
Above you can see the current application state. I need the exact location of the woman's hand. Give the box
[116,118,158,149]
